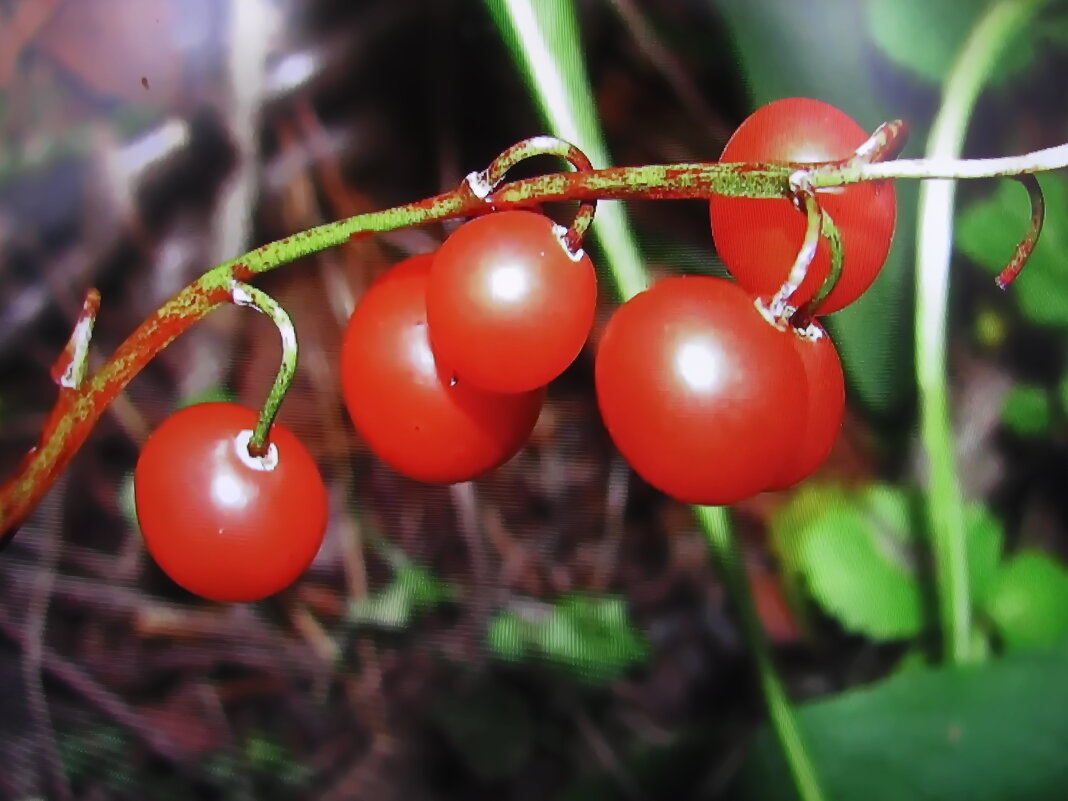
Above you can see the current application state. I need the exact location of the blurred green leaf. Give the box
[175,384,235,410]
[866,0,1035,86]
[957,175,1068,327]
[788,484,925,640]
[737,643,1068,801]
[488,593,648,682]
[432,679,533,780]
[348,561,451,629]
[59,725,135,790]
[488,610,526,660]
[244,732,310,787]
[710,0,915,415]
[965,505,1004,606]
[1000,383,1052,436]
[986,550,1068,651]
[772,483,1004,639]
[1038,13,1068,48]
[1056,373,1068,416]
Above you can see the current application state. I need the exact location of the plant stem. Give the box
[695,506,826,801]
[484,0,649,299]
[1,132,1064,537]
[485,7,826,798]
[915,0,1044,666]
[228,282,299,455]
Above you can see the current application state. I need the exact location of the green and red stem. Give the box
[0,133,1057,541]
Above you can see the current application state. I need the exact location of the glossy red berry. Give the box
[766,321,846,490]
[595,276,806,505]
[340,253,544,483]
[709,98,897,314]
[134,402,328,602]
[426,210,598,393]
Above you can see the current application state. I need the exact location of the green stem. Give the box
[485,4,827,796]
[483,0,649,299]
[229,282,298,456]
[915,0,1043,666]
[695,506,826,801]
[3,133,1062,539]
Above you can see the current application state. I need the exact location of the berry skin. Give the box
[134,402,328,603]
[595,276,806,506]
[709,98,897,314]
[766,321,846,490]
[426,210,598,393]
[340,253,544,483]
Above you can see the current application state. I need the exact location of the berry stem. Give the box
[768,186,823,319]
[1,122,1065,538]
[483,13,828,801]
[996,174,1044,289]
[228,282,298,456]
[795,205,845,324]
[487,11,828,800]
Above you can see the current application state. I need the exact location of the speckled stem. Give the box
[1,134,1065,540]
[227,282,298,456]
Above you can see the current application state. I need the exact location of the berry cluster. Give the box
[131,98,896,602]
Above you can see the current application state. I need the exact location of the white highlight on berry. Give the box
[675,339,723,393]
[408,325,437,376]
[489,263,530,303]
[211,467,249,510]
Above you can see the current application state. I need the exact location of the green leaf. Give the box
[488,611,525,660]
[431,679,533,780]
[737,644,1068,801]
[771,483,925,640]
[800,486,924,639]
[772,483,1003,640]
[488,593,648,682]
[175,384,235,410]
[1038,14,1068,48]
[1056,372,1068,416]
[964,505,1004,607]
[866,0,1035,86]
[957,175,1068,327]
[1000,383,1052,436]
[348,562,451,629]
[243,732,310,786]
[986,550,1068,651]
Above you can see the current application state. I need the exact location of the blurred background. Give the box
[2,0,1068,799]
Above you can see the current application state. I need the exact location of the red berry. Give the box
[710,98,896,314]
[427,210,598,393]
[134,402,328,602]
[340,253,544,483]
[595,276,806,505]
[766,321,845,490]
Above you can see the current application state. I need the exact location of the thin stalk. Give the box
[914,0,1045,665]
[1,130,1064,537]
[695,506,826,801]
[228,282,298,456]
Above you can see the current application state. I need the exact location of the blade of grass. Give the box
[483,3,826,799]
[482,0,647,301]
[915,0,1044,665]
